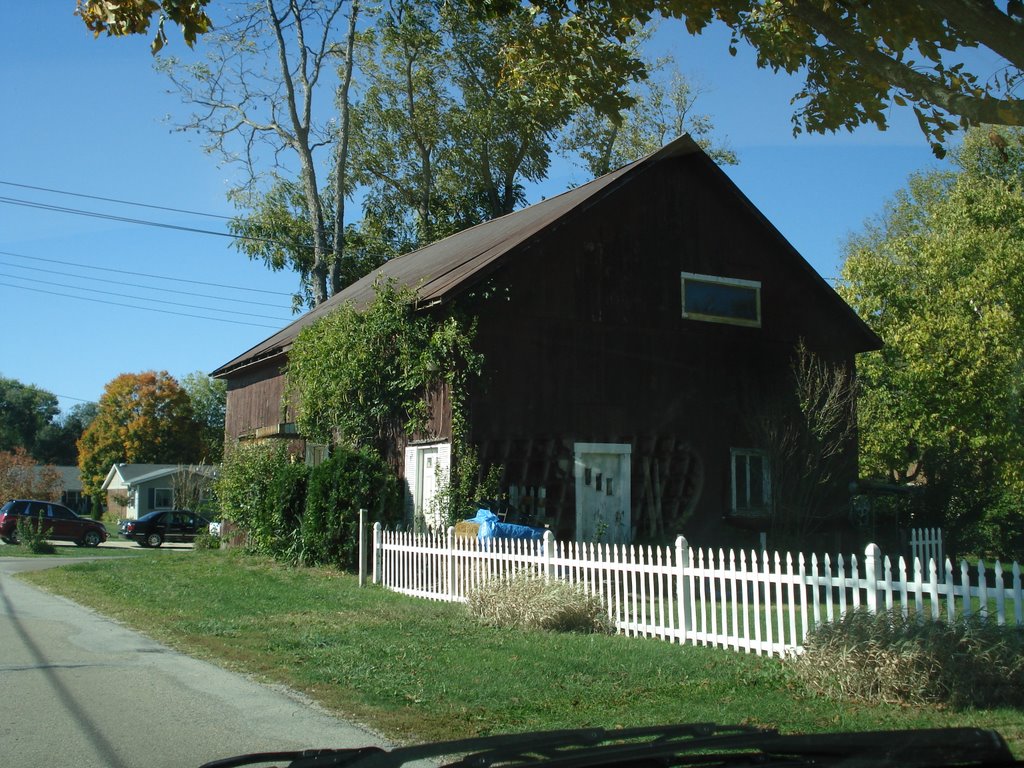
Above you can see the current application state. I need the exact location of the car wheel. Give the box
[1,536,14,545]
[82,530,102,548]
[146,533,163,548]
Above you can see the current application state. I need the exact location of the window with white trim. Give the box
[681,272,761,327]
[730,449,771,516]
[154,487,173,509]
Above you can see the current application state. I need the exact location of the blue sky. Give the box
[2,4,950,415]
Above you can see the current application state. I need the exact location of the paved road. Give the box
[0,555,390,768]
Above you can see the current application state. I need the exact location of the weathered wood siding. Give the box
[223,357,290,441]
[458,155,861,548]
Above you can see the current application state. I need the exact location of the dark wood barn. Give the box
[212,135,881,550]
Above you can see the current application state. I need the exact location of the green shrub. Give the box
[192,528,220,550]
[300,446,402,569]
[15,516,56,554]
[217,442,309,557]
[466,572,614,634]
[794,608,1024,708]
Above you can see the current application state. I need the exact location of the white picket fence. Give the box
[910,527,944,567]
[371,523,1023,657]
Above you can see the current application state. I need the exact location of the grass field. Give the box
[19,548,1024,753]
[0,540,143,558]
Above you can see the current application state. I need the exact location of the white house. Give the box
[101,463,218,519]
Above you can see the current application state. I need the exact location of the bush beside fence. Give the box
[371,524,1023,657]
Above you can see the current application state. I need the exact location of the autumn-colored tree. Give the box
[76,0,212,53]
[0,448,62,502]
[77,371,202,502]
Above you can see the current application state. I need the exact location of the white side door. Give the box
[405,442,451,531]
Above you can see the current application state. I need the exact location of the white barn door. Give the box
[574,442,632,544]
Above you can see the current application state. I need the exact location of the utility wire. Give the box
[0,195,309,250]
[0,273,291,322]
[0,251,294,297]
[1,284,284,329]
[0,259,291,309]
[0,180,232,220]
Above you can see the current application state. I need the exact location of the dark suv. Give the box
[0,499,108,547]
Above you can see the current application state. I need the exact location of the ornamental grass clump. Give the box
[15,516,56,554]
[466,571,613,634]
[794,608,1024,708]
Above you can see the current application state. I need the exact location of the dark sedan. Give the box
[119,509,211,547]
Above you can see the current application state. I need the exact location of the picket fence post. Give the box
[676,535,690,643]
[864,543,882,613]
[372,522,383,585]
[543,530,555,581]
[447,526,456,601]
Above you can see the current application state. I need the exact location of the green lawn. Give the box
[19,549,1024,753]
[0,541,142,558]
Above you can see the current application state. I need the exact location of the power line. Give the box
[0,259,291,309]
[0,180,232,220]
[0,273,292,322]
[0,195,308,250]
[0,195,244,241]
[54,394,97,405]
[1,284,284,329]
[0,251,294,297]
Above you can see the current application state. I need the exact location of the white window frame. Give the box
[154,487,173,510]
[681,271,761,328]
[730,448,771,515]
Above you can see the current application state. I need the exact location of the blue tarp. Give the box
[467,509,546,542]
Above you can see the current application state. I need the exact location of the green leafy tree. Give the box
[77,371,202,502]
[477,0,1024,156]
[838,127,1024,557]
[0,377,60,457]
[181,371,227,462]
[34,401,100,466]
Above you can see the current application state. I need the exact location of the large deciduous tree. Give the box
[77,371,202,500]
[181,371,227,462]
[162,0,360,307]
[479,0,1024,156]
[838,127,1024,558]
[0,377,60,456]
[563,57,736,177]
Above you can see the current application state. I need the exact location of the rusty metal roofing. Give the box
[211,134,879,378]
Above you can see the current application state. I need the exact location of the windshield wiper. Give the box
[200,724,1020,768]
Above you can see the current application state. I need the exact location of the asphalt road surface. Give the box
[0,555,390,768]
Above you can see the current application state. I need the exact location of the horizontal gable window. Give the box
[681,272,761,327]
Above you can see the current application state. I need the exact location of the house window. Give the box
[681,272,761,327]
[731,449,771,516]
[154,487,173,509]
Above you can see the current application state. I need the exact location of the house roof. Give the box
[54,466,82,491]
[212,134,880,378]
[101,463,215,491]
